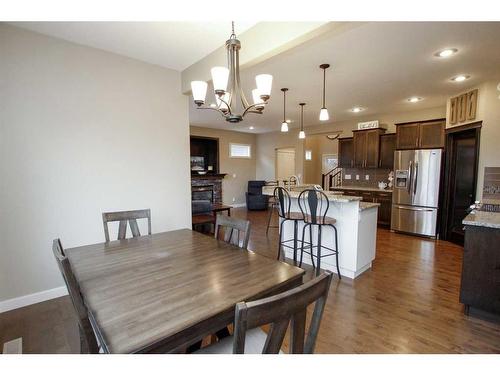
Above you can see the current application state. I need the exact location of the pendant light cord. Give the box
[322,68,326,108]
[283,90,286,122]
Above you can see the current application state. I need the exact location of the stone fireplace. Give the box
[191,174,227,204]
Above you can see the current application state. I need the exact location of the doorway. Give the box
[441,123,481,245]
[275,147,296,181]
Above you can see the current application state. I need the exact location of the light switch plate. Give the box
[365,175,370,180]
[356,175,360,180]
[344,174,351,180]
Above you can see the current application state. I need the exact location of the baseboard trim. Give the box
[0,286,68,314]
[231,203,246,208]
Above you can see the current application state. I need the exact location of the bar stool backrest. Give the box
[273,186,292,219]
[298,189,330,225]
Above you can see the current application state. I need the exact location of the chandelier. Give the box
[190,22,273,123]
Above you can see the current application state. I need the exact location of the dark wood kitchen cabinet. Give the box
[460,224,500,317]
[331,188,392,227]
[353,128,385,168]
[379,134,396,169]
[396,119,445,150]
[338,137,354,168]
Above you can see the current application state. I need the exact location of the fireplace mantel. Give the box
[191,173,227,180]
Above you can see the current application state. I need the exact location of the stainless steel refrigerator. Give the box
[391,149,442,237]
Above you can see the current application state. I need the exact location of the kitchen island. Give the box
[263,186,379,279]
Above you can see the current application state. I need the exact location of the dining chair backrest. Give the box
[52,239,99,354]
[298,189,330,225]
[215,214,251,250]
[102,209,151,242]
[273,187,293,219]
[232,272,333,354]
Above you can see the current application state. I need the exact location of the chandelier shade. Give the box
[190,22,272,123]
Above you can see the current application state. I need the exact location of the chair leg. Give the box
[316,225,322,277]
[277,219,285,260]
[266,204,274,236]
[332,224,341,279]
[299,223,307,267]
[309,224,315,268]
[293,220,298,265]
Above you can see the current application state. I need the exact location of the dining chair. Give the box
[214,214,251,250]
[52,239,102,354]
[102,209,151,242]
[195,271,333,354]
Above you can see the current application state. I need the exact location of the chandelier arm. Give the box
[217,95,233,115]
[241,102,265,117]
[234,44,250,109]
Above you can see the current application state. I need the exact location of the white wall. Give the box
[0,25,191,306]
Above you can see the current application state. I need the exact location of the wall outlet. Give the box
[365,175,370,180]
[232,173,236,178]
[344,174,351,180]
[356,175,360,180]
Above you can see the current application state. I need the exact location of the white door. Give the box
[276,148,296,181]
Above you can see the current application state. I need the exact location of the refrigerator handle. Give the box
[414,161,419,195]
[407,161,413,195]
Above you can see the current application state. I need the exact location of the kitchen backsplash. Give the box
[483,167,500,199]
[341,168,393,188]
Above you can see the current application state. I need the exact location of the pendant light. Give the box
[298,103,306,139]
[280,88,289,132]
[319,63,330,121]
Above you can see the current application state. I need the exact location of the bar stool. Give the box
[274,186,304,263]
[298,189,341,278]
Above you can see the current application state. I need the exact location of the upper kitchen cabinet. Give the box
[379,133,396,168]
[353,128,385,168]
[338,137,354,168]
[396,119,445,150]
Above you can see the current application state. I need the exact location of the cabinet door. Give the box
[379,134,396,169]
[338,138,354,168]
[396,123,420,150]
[365,130,382,168]
[353,131,367,167]
[419,121,445,148]
[361,191,373,202]
[374,192,392,226]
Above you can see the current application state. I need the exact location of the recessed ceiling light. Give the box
[451,74,470,82]
[249,126,254,130]
[407,97,423,103]
[434,48,458,58]
[351,106,364,113]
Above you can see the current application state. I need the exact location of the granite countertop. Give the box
[359,202,381,211]
[463,211,500,229]
[262,186,361,203]
[481,198,500,206]
[332,185,393,193]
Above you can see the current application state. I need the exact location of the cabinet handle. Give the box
[379,158,381,167]
[416,137,419,147]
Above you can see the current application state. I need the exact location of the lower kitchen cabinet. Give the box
[332,188,392,226]
[460,225,500,317]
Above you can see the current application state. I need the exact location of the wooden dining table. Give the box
[65,229,304,353]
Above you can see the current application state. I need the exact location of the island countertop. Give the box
[262,186,362,202]
[463,211,500,229]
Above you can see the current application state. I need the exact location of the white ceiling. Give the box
[189,22,500,133]
[10,21,257,71]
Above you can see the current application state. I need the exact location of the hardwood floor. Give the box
[1,207,500,353]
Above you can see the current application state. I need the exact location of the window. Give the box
[305,150,312,161]
[229,143,251,158]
